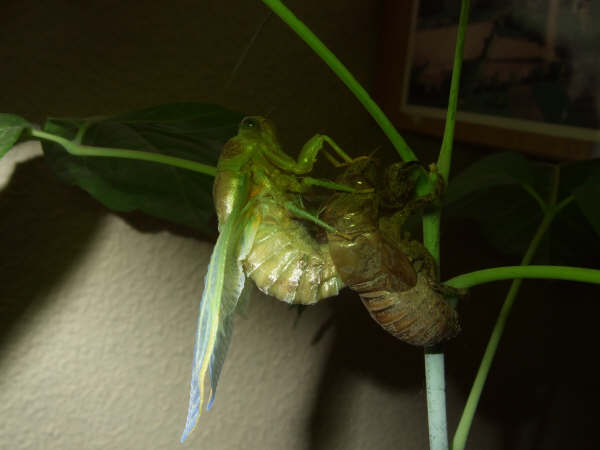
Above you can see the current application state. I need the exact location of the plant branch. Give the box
[451,166,562,450]
[437,0,470,183]
[423,1,470,449]
[30,129,217,177]
[261,0,416,162]
[521,183,547,212]
[445,265,600,290]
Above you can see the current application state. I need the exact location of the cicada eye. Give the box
[240,117,260,131]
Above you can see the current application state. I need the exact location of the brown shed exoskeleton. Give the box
[322,159,460,346]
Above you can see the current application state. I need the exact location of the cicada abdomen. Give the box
[323,161,459,346]
[242,196,342,305]
[358,272,460,346]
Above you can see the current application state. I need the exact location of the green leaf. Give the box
[444,152,541,206]
[534,160,600,266]
[558,158,600,200]
[42,103,244,234]
[546,203,600,267]
[445,183,544,256]
[574,178,600,237]
[444,152,551,256]
[548,159,600,263]
[0,113,31,158]
[444,152,600,265]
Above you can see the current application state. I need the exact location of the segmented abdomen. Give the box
[323,183,459,346]
[357,273,459,346]
[243,197,343,305]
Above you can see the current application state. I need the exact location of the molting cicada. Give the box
[181,116,356,441]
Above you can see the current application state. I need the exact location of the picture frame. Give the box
[376,0,599,160]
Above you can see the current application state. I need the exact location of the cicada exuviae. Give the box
[322,158,460,346]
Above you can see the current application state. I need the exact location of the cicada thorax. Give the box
[213,136,343,306]
[322,160,459,346]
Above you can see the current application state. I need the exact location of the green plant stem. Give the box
[424,350,448,450]
[30,129,217,177]
[445,265,600,290]
[261,0,416,162]
[451,166,562,450]
[423,2,470,450]
[437,0,470,183]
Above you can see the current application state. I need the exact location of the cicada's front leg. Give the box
[260,126,367,176]
[293,134,354,173]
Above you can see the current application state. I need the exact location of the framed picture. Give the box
[376,0,599,160]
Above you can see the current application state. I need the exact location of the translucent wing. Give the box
[207,210,260,408]
[180,174,260,442]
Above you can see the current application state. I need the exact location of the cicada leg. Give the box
[282,133,370,175]
[283,201,337,234]
[300,176,373,194]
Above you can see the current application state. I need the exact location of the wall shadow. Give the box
[306,288,425,450]
[0,156,105,365]
[0,155,216,370]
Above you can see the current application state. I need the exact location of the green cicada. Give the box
[181,116,357,441]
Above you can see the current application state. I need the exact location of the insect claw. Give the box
[334,154,372,168]
[323,150,344,167]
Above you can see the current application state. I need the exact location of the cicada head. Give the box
[237,116,280,153]
[378,161,421,208]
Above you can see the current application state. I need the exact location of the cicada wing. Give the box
[207,210,261,408]
[181,224,239,442]
[223,209,259,323]
[181,175,255,443]
[207,311,233,410]
[219,208,260,317]
[233,275,254,318]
